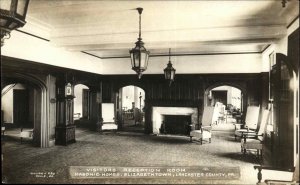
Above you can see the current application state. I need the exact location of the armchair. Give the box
[235,105,260,140]
[241,109,270,158]
[253,157,299,185]
[100,103,118,131]
[190,106,215,145]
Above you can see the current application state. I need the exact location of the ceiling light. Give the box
[0,0,30,47]
[164,48,176,86]
[129,7,150,79]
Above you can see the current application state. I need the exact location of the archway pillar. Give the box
[1,72,53,148]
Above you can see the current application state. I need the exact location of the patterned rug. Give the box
[2,123,264,184]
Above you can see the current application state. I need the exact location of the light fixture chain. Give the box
[169,48,171,63]
[139,11,141,39]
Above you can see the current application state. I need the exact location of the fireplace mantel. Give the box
[152,106,198,134]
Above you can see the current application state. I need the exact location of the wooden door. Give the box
[271,54,294,168]
[212,90,227,105]
[13,89,29,127]
[116,88,123,130]
[288,28,299,165]
[82,89,89,119]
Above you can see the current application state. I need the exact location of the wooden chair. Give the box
[100,103,118,131]
[189,106,214,145]
[241,109,270,158]
[254,157,299,185]
[235,105,260,140]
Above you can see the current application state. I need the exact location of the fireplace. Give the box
[161,115,191,135]
[152,107,198,135]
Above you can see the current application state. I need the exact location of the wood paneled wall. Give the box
[101,74,264,133]
[2,56,268,135]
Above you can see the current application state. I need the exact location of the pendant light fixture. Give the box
[164,48,176,86]
[0,0,30,47]
[129,7,150,79]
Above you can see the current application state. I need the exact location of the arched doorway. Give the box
[118,85,145,133]
[2,83,34,138]
[204,84,246,130]
[1,73,50,148]
[73,84,90,128]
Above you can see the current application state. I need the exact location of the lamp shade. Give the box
[130,38,150,79]
[0,0,30,46]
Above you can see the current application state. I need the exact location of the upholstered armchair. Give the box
[100,103,118,132]
[190,106,215,145]
[241,109,270,158]
[235,105,260,140]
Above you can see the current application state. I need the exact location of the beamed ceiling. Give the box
[22,0,299,59]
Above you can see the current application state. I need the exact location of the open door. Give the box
[82,89,89,119]
[212,90,227,105]
[271,53,295,168]
[13,89,29,127]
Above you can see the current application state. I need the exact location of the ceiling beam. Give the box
[57,37,279,52]
[50,25,286,48]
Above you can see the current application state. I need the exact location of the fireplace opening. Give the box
[160,115,191,135]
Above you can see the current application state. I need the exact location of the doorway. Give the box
[1,83,35,143]
[206,85,243,130]
[211,90,227,105]
[270,53,297,168]
[118,85,145,133]
[73,84,90,129]
[13,89,30,127]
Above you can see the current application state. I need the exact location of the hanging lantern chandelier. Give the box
[129,7,150,79]
[0,0,30,47]
[164,48,176,86]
